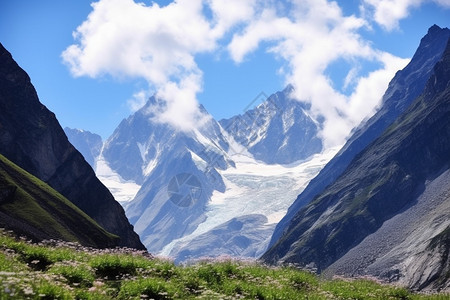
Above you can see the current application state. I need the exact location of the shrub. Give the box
[118,277,176,299]
[89,253,151,279]
[35,280,72,300]
[48,262,95,287]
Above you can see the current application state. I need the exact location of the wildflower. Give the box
[23,287,34,295]
[93,281,104,287]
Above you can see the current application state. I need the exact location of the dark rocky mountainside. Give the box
[0,42,145,249]
[263,32,450,291]
[0,154,119,248]
[269,25,450,247]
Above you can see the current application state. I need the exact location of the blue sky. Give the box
[0,0,449,146]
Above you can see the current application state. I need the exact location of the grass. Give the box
[0,229,449,299]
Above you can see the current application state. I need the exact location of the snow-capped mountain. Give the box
[64,127,102,168]
[220,86,322,165]
[99,96,233,253]
[68,87,329,260]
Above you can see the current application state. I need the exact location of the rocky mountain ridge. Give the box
[269,24,450,247]
[263,26,450,291]
[0,42,145,249]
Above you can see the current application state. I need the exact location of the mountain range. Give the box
[263,25,450,291]
[66,85,331,261]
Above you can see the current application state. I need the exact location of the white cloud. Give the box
[127,90,150,112]
[63,0,215,83]
[150,73,211,131]
[206,0,257,36]
[63,0,418,147]
[362,0,450,31]
[227,0,411,147]
[63,0,257,131]
[345,53,410,129]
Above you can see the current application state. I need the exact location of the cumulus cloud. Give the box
[63,0,256,131]
[127,90,150,112]
[150,73,211,131]
[228,0,409,146]
[64,0,417,147]
[63,0,215,82]
[362,0,450,31]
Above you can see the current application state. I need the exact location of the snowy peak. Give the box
[64,127,103,168]
[102,97,233,185]
[220,86,322,164]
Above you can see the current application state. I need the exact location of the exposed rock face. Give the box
[64,127,103,168]
[0,42,145,249]
[263,29,450,291]
[269,25,450,247]
[324,169,450,291]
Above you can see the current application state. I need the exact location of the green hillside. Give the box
[0,230,448,299]
[0,154,119,248]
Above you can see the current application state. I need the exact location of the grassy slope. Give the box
[0,230,448,300]
[0,154,119,248]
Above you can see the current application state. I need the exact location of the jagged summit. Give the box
[220,86,322,165]
[87,82,328,259]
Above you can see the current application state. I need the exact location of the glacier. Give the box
[95,151,142,205]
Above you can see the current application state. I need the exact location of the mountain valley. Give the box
[65,25,450,291]
[2,20,450,294]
